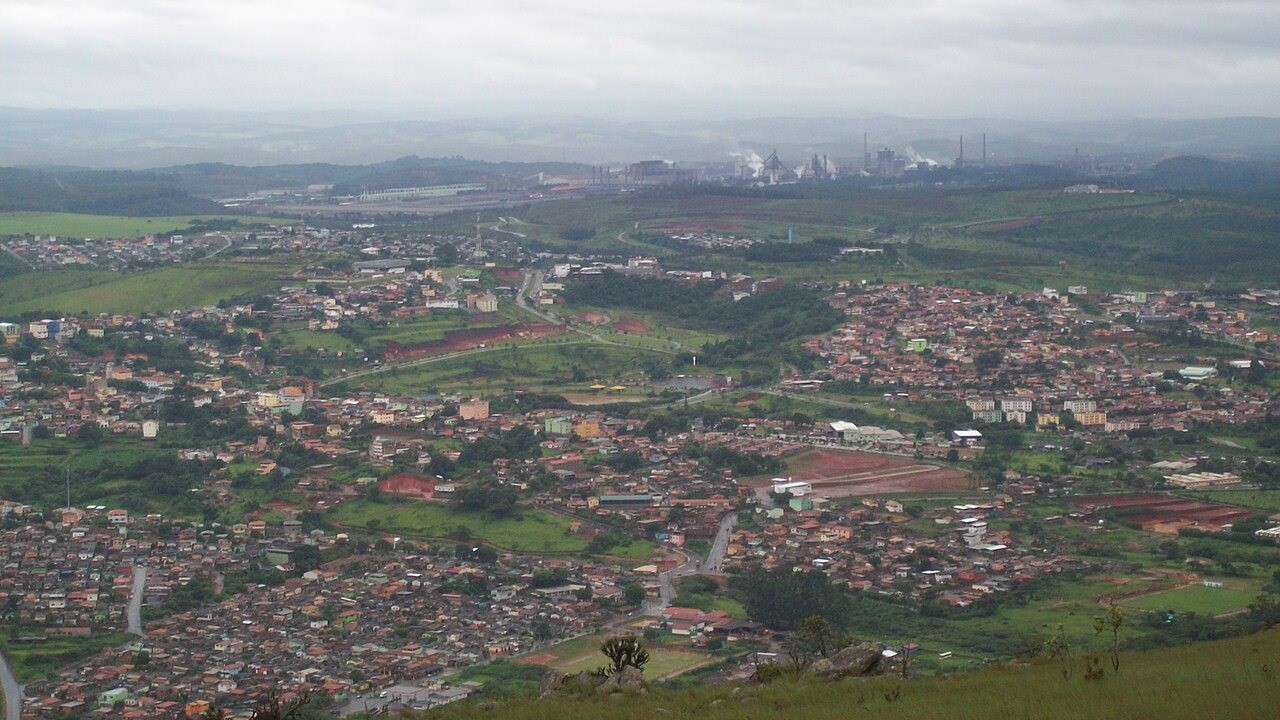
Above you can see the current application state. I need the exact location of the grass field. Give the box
[345,340,670,394]
[274,326,362,354]
[0,630,136,682]
[0,212,288,238]
[1125,583,1259,616]
[0,438,187,514]
[434,629,1280,720]
[1184,490,1280,513]
[0,258,303,315]
[329,498,651,558]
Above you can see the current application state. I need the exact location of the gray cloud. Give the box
[2,0,1278,119]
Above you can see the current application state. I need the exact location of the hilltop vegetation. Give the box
[418,629,1280,720]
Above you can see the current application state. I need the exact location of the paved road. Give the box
[700,512,738,574]
[647,508,738,613]
[515,270,561,324]
[651,548,699,612]
[127,565,147,636]
[0,647,21,720]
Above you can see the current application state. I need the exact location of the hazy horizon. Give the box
[4,1,1279,121]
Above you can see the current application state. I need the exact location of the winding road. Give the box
[649,509,739,612]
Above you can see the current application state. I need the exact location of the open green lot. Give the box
[0,212,287,238]
[0,258,303,315]
[329,498,651,558]
[0,631,135,682]
[0,438,197,515]
[1184,489,1280,513]
[344,340,671,394]
[1124,583,1259,616]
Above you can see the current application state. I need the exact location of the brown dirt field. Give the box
[613,316,650,334]
[810,466,971,497]
[517,653,557,666]
[781,448,970,497]
[1074,493,1261,525]
[560,393,648,405]
[786,448,912,481]
[581,311,609,325]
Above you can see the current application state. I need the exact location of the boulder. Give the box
[596,665,649,695]
[540,666,649,699]
[804,643,884,681]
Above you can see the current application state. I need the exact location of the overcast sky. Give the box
[3,0,1279,120]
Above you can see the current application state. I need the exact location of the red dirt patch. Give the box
[787,449,909,480]
[785,448,971,496]
[613,316,650,334]
[517,653,557,666]
[1073,493,1261,529]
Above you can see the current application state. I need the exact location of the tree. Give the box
[77,421,104,448]
[1092,603,1125,672]
[1250,592,1280,630]
[623,582,647,606]
[974,350,1003,372]
[291,544,322,575]
[599,636,650,676]
[733,568,851,630]
[795,614,844,658]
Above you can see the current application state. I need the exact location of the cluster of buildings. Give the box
[3,233,228,271]
[722,491,1088,609]
[803,283,1279,434]
[23,547,638,718]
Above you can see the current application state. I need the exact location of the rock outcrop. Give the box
[803,643,884,681]
[540,665,649,699]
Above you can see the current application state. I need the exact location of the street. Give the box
[0,647,21,720]
[127,565,147,636]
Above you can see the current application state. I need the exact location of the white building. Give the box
[771,479,812,496]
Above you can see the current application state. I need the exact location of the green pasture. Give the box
[0,212,289,238]
[330,498,652,558]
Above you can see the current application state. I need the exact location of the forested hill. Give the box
[0,167,226,216]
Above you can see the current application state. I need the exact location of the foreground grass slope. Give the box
[424,629,1280,720]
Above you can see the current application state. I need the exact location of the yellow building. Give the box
[1075,411,1107,427]
[573,421,601,438]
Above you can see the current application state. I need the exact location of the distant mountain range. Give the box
[3,109,1280,169]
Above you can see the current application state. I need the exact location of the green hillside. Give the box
[421,629,1280,720]
[0,258,304,316]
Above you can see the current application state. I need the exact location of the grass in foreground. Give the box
[423,629,1280,720]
